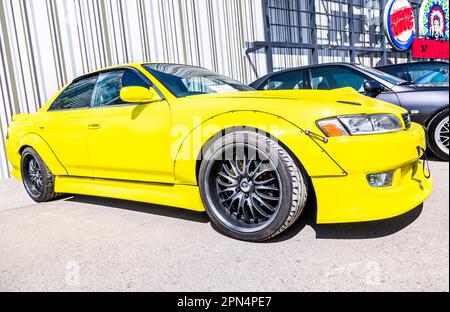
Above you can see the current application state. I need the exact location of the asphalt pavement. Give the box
[0,159,448,291]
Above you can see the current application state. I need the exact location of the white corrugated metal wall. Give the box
[0,0,267,179]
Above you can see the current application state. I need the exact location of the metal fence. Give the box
[246,0,426,72]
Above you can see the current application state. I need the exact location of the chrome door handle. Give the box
[88,123,101,129]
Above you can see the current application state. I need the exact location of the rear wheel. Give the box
[427,109,449,161]
[198,131,308,242]
[21,147,62,202]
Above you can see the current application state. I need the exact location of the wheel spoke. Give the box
[236,194,245,215]
[222,163,238,179]
[235,157,246,176]
[255,185,279,191]
[245,196,256,221]
[435,118,450,153]
[253,168,275,181]
[251,195,270,218]
[217,172,237,185]
[248,160,264,178]
[28,160,35,174]
[254,177,275,185]
[218,187,237,194]
[252,193,276,212]
[255,190,279,201]
[36,178,43,190]
[227,160,240,178]
[221,191,240,204]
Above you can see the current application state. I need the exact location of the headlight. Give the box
[317,114,403,137]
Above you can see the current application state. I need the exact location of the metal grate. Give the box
[246,0,424,74]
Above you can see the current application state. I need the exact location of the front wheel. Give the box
[427,109,449,161]
[198,131,308,242]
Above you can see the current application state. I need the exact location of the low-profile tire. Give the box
[427,109,449,161]
[20,147,62,202]
[198,130,308,242]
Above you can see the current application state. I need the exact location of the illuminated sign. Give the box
[412,38,449,58]
[419,0,449,40]
[383,0,416,51]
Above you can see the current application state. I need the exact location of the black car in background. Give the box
[250,63,449,160]
[377,61,449,84]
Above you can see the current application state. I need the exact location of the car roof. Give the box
[250,62,362,88]
[261,62,361,77]
[377,61,449,68]
[72,62,209,82]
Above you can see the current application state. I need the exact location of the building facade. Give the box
[0,0,441,179]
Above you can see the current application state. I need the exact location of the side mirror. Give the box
[363,81,385,95]
[120,86,157,103]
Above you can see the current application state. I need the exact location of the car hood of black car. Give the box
[394,83,449,92]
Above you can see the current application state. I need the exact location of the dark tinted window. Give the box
[50,76,97,110]
[259,70,305,90]
[92,69,150,107]
[379,65,410,81]
[406,63,449,83]
[355,64,404,85]
[309,67,368,92]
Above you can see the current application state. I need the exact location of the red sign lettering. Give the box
[390,7,415,37]
[412,38,449,59]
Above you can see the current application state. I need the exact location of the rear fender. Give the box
[18,133,68,176]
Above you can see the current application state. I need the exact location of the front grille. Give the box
[402,113,411,129]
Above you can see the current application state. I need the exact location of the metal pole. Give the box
[380,0,388,65]
[348,1,356,62]
[309,0,318,64]
[263,0,274,73]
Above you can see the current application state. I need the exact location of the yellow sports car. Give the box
[6,63,432,241]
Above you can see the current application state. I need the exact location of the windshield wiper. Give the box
[397,81,414,86]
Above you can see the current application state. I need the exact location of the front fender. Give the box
[173,111,346,185]
[10,133,68,179]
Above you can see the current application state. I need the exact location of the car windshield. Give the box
[355,64,408,85]
[143,64,253,97]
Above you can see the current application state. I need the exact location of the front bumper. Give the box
[313,123,433,223]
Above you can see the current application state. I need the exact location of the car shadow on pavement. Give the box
[65,193,424,241]
[64,195,210,223]
[268,202,424,243]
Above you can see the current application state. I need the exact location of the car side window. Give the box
[309,67,368,92]
[407,63,449,83]
[380,65,410,81]
[260,70,305,90]
[92,69,150,108]
[49,75,98,110]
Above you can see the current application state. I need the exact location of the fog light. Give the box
[367,171,394,187]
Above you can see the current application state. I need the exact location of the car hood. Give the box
[395,83,449,92]
[178,87,407,130]
[186,87,405,113]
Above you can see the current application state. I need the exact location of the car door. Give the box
[37,75,98,177]
[87,68,173,183]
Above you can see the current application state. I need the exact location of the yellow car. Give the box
[6,63,432,241]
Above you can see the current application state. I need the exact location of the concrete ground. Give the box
[0,159,448,292]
